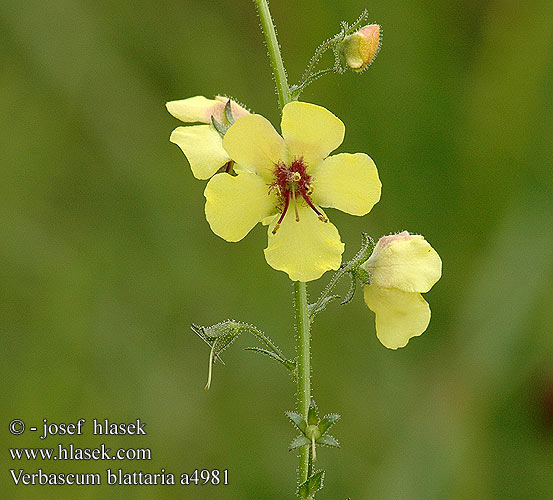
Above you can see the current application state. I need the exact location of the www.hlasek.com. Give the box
[10,443,151,461]
[8,418,228,486]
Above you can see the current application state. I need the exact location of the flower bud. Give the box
[340,24,382,73]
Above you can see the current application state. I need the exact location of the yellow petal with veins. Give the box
[264,204,343,282]
[364,286,431,349]
[223,114,287,180]
[281,102,345,167]
[311,153,381,216]
[204,172,276,242]
[170,125,229,180]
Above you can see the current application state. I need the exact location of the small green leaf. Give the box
[297,470,325,498]
[316,434,340,448]
[245,346,285,364]
[244,348,295,375]
[285,411,307,433]
[318,413,341,435]
[308,399,319,426]
[289,434,311,451]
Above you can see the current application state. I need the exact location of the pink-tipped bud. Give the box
[340,24,382,73]
[166,95,249,125]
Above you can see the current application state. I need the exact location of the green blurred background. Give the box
[2,0,552,498]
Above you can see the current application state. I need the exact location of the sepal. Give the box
[307,398,319,426]
[285,411,307,433]
[211,99,241,138]
[289,435,311,451]
[318,413,341,434]
[316,434,340,448]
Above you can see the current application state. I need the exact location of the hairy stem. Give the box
[254,0,292,108]
[294,281,311,488]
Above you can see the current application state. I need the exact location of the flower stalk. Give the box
[294,281,311,486]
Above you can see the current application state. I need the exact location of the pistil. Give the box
[292,186,300,222]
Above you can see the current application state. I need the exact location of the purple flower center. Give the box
[270,158,327,234]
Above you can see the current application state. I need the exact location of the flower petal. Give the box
[264,204,344,282]
[222,114,287,179]
[281,102,345,166]
[364,286,431,349]
[363,233,442,292]
[166,96,219,123]
[311,153,381,216]
[170,125,229,179]
[204,172,276,242]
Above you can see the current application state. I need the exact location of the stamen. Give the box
[300,191,328,222]
[272,191,290,235]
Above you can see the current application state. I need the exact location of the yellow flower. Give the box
[204,101,382,282]
[362,231,442,349]
[166,95,249,179]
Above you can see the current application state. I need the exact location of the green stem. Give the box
[294,281,311,487]
[254,0,292,108]
[299,36,339,85]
